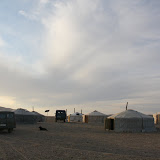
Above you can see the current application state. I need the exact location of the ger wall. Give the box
[15,115,37,124]
[143,118,156,132]
[114,117,155,132]
[15,115,45,124]
[83,115,108,123]
[68,115,83,122]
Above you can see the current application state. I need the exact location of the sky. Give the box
[0,0,160,115]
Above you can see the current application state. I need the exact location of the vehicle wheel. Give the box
[64,119,65,122]
[8,128,13,133]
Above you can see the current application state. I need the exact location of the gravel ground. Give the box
[0,122,160,160]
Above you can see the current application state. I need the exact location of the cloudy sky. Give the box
[0,0,160,115]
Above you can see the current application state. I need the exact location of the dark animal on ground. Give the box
[39,126,48,131]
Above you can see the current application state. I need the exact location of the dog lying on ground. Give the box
[39,126,48,131]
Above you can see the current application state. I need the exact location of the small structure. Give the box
[105,109,156,132]
[83,110,108,123]
[68,112,83,122]
[153,112,160,124]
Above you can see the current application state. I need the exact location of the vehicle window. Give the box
[0,114,6,119]
[56,111,65,114]
[7,113,13,118]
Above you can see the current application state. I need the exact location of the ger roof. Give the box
[32,111,44,116]
[70,112,83,116]
[14,108,34,115]
[0,106,15,112]
[88,110,106,116]
[108,109,153,119]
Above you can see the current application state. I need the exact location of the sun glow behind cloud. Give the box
[0,96,16,106]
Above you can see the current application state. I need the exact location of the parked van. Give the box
[55,110,66,122]
[0,111,16,133]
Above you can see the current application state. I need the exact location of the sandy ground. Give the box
[0,122,160,160]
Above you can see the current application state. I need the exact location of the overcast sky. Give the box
[0,0,160,115]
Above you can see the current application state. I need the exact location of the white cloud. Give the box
[19,10,38,20]
[40,0,49,4]
[0,96,16,106]
[0,36,5,47]
[41,0,160,80]
[19,10,27,16]
[0,0,160,114]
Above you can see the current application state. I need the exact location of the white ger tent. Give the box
[105,109,156,132]
[68,112,83,122]
[83,110,108,123]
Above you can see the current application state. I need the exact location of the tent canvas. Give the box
[83,110,108,123]
[88,110,106,116]
[14,108,35,115]
[105,109,156,132]
[14,108,36,124]
[32,111,45,122]
[68,112,83,122]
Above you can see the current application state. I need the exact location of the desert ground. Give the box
[0,122,160,160]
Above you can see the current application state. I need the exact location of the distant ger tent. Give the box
[105,109,156,132]
[83,110,108,123]
[0,107,44,124]
[68,112,83,122]
[153,112,160,124]
[14,108,37,124]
